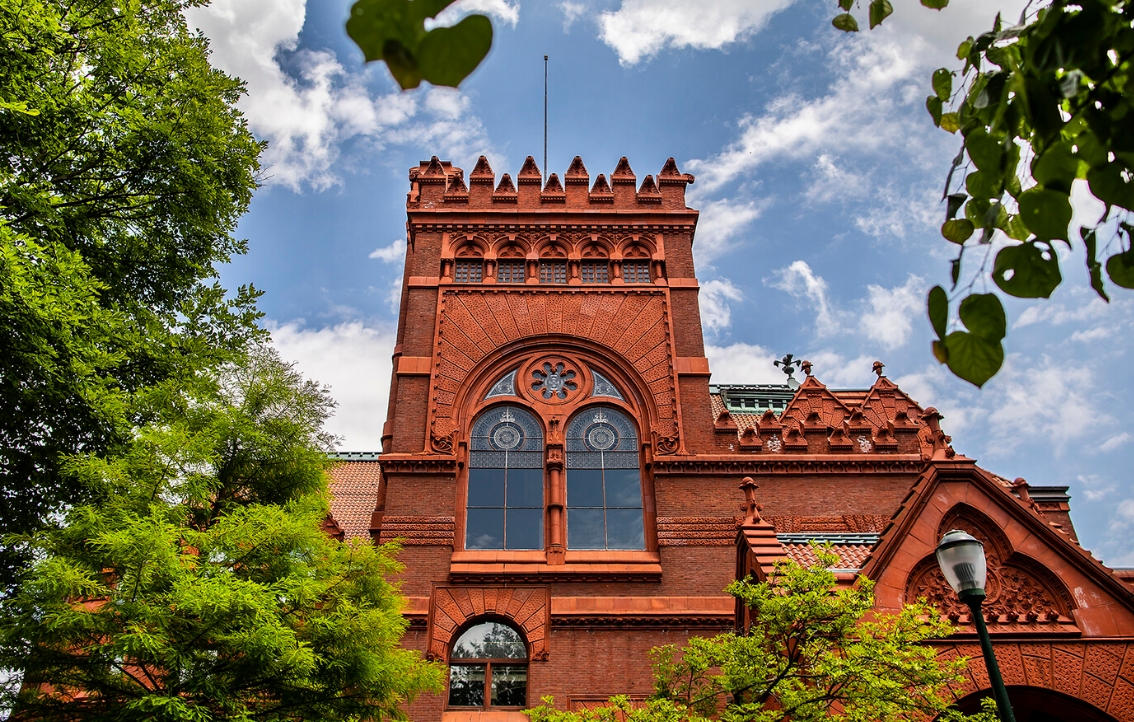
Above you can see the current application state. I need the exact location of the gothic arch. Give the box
[906,504,1075,624]
[941,641,1134,721]
[427,586,550,661]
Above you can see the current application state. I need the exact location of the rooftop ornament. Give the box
[774,354,802,390]
[872,360,885,377]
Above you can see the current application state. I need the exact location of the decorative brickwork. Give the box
[427,586,550,662]
[656,516,739,546]
[377,516,455,546]
[429,289,679,453]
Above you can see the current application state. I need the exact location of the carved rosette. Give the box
[427,586,550,662]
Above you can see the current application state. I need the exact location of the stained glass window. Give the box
[497,260,525,283]
[448,621,527,709]
[623,260,651,284]
[590,369,624,400]
[467,406,543,550]
[485,369,517,399]
[539,260,567,284]
[566,407,645,549]
[455,259,483,283]
[581,260,609,283]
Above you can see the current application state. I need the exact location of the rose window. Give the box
[531,362,577,400]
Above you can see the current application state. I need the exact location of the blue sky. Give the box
[188,0,1134,565]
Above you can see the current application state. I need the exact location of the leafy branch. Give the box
[836,0,1134,386]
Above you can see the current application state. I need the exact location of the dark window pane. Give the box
[448,664,485,706]
[567,469,604,508]
[606,509,645,549]
[506,508,543,550]
[540,260,566,284]
[468,468,504,507]
[492,665,528,707]
[506,468,543,507]
[466,509,504,549]
[452,622,526,659]
[604,469,643,508]
[624,260,650,283]
[497,260,525,283]
[568,508,605,549]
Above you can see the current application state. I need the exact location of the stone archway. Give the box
[936,640,1134,721]
[953,685,1117,722]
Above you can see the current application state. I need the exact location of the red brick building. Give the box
[327,155,1134,722]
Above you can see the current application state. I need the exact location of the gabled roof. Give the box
[861,458,1134,636]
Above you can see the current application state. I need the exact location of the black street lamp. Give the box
[935,530,1017,722]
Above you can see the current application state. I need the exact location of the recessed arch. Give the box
[565,405,646,550]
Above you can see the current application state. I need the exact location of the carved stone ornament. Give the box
[531,360,578,401]
[428,586,550,662]
[655,432,679,455]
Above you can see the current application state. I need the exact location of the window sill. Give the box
[450,550,661,583]
[443,711,530,722]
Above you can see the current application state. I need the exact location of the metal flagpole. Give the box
[543,55,548,184]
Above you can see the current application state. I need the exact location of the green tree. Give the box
[0,347,444,721]
[834,0,1134,387]
[527,549,994,722]
[0,0,262,589]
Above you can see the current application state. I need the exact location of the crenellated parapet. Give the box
[408,155,695,211]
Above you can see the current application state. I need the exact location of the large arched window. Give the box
[448,621,527,709]
[565,407,645,549]
[467,406,544,550]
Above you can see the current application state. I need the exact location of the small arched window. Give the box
[467,406,544,550]
[448,621,528,709]
[565,407,645,549]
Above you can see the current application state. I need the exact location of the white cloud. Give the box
[705,342,782,384]
[699,278,744,335]
[560,1,587,31]
[1100,433,1132,453]
[186,1,494,191]
[597,0,796,66]
[686,32,925,194]
[385,276,404,314]
[800,350,880,389]
[691,197,764,267]
[859,274,925,350]
[1079,474,1116,502]
[767,260,843,336]
[435,0,520,28]
[369,238,407,262]
[269,320,396,450]
[805,154,867,204]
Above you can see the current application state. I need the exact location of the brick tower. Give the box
[326,155,1134,722]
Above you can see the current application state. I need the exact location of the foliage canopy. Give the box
[0,0,262,589]
[526,549,994,722]
[0,348,444,722]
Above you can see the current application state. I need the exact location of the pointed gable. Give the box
[861,458,1134,638]
[779,374,853,430]
[565,156,589,184]
[518,155,542,184]
[470,155,495,184]
[611,156,636,184]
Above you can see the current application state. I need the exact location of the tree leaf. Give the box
[941,219,975,244]
[992,241,1062,298]
[1082,227,1110,301]
[965,128,1005,172]
[418,15,493,87]
[926,96,943,125]
[1106,248,1134,289]
[832,13,859,32]
[1031,140,1077,194]
[928,286,948,339]
[964,169,998,199]
[944,330,1004,387]
[1087,163,1134,211]
[956,37,974,61]
[869,0,893,28]
[932,68,952,100]
[940,113,961,133]
[958,292,1006,341]
[1004,213,1030,240]
[838,0,854,10]
[1017,187,1071,240]
[921,0,949,9]
[933,339,949,363]
[946,192,967,220]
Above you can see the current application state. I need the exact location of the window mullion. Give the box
[502,452,508,549]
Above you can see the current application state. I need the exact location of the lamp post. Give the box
[935,530,1017,722]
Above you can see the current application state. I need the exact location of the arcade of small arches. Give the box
[440,232,663,286]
